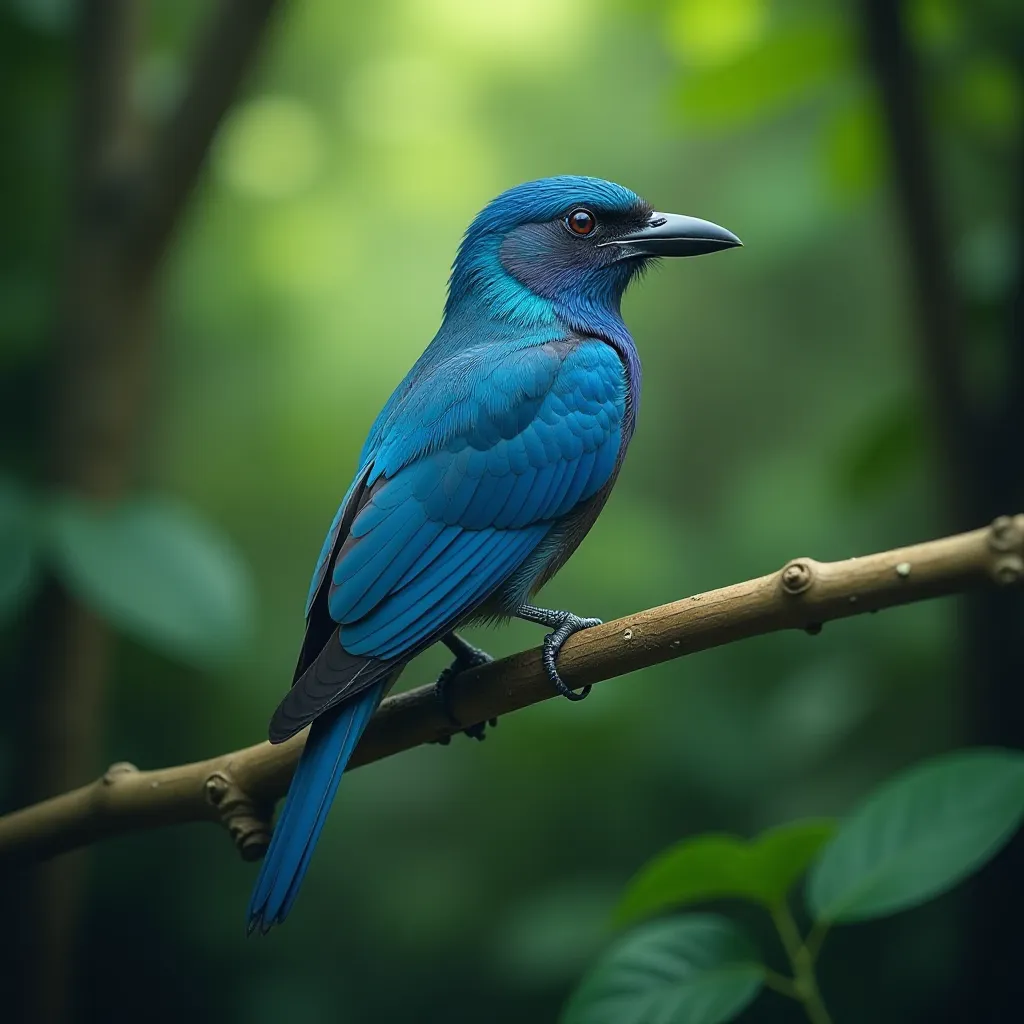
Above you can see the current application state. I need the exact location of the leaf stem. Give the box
[762,968,801,1000]
[772,903,834,1024]
[805,919,831,963]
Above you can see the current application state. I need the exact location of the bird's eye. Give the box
[565,208,597,237]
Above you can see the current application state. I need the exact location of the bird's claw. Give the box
[460,717,499,742]
[543,613,601,701]
[432,644,496,743]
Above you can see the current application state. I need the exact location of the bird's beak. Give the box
[600,212,742,258]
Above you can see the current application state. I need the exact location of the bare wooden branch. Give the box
[2,516,1021,868]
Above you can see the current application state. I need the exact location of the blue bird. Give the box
[248,176,740,932]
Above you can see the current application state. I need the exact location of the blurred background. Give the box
[0,0,1021,1021]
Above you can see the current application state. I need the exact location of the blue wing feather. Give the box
[342,518,447,623]
[341,527,536,655]
[303,469,369,618]
[557,448,598,516]
[393,524,464,591]
[367,527,549,660]
[327,338,625,659]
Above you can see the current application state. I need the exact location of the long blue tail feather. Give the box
[247,680,386,934]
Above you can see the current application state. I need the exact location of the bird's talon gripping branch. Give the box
[544,614,602,701]
[432,633,496,742]
[516,605,601,701]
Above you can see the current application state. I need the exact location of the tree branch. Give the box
[124,0,282,279]
[2,516,1021,867]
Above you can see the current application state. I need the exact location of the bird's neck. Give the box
[442,263,642,434]
[446,245,636,347]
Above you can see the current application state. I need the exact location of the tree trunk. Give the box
[10,4,149,1020]
[6,2,281,1017]
[857,1,1024,1018]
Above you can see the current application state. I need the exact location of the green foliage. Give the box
[0,475,37,620]
[566,749,1024,1023]
[2,0,1019,1018]
[675,20,850,127]
[807,748,1024,923]
[43,493,253,664]
[0,478,256,658]
[562,916,763,1024]
[615,819,835,924]
[820,90,885,199]
[835,399,924,502]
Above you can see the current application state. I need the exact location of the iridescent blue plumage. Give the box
[248,176,740,932]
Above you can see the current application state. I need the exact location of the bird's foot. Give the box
[432,638,497,744]
[513,604,601,701]
[542,612,601,701]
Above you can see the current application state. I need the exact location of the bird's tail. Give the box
[247,680,386,934]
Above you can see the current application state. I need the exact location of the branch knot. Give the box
[780,560,814,595]
[987,517,1024,584]
[989,515,1024,553]
[993,555,1023,586]
[203,770,272,862]
[102,762,139,785]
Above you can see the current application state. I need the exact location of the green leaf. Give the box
[562,915,763,1024]
[808,748,1024,923]
[675,20,850,128]
[615,819,835,926]
[0,476,38,620]
[43,494,253,664]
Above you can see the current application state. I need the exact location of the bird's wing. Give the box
[271,336,625,740]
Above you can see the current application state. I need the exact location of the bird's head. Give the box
[446,175,740,326]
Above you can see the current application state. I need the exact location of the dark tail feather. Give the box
[247,680,386,934]
[270,626,396,744]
